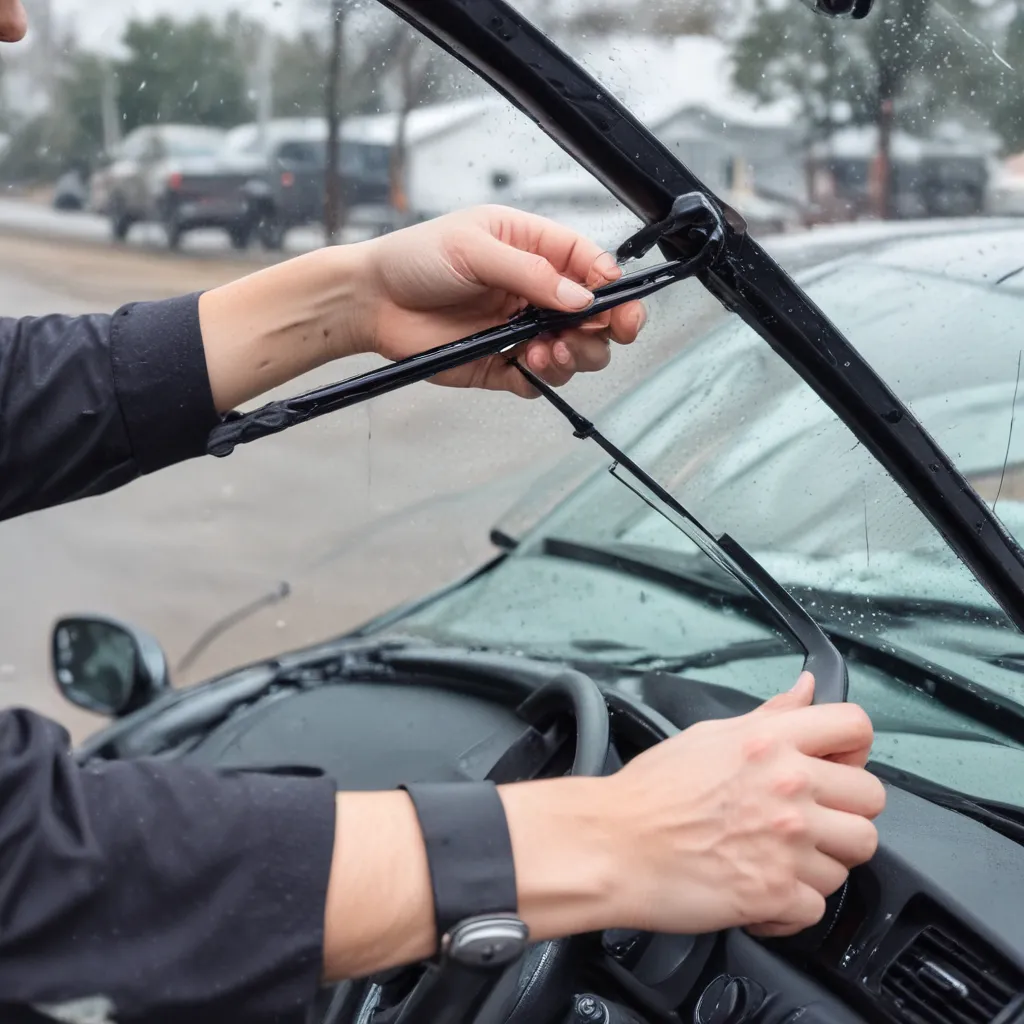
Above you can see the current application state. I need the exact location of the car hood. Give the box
[389,553,781,662]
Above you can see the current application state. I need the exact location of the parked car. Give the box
[52,167,88,211]
[91,123,227,242]
[39,1,1024,1022]
[157,118,396,250]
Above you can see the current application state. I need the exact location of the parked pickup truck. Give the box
[90,123,228,238]
[159,118,397,250]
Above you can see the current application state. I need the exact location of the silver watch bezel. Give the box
[441,913,530,969]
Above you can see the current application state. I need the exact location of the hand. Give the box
[602,671,884,937]
[589,673,884,937]
[358,205,647,397]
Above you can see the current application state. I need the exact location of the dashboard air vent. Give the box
[880,925,1021,1024]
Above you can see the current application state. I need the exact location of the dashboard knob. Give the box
[601,928,650,966]
[694,974,767,1024]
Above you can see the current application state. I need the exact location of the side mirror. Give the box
[52,616,171,718]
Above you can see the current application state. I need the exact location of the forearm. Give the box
[198,246,374,412]
[323,778,616,980]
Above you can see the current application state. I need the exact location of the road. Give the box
[0,224,725,742]
[0,196,327,258]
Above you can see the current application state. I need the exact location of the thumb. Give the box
[466,233,596,312]
[756,671,815,714]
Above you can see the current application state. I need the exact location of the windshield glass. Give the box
[387,0,1024,807]
[509,0,1024,545]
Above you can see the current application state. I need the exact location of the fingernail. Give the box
[554,342,571,366]
[636,305,648,334]
[790,671,814,693]
[556,278,594,310]
[595,252,620,280]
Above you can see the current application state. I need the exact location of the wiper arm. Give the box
[205,194,723,457]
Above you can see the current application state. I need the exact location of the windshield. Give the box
[384,0,1024,807]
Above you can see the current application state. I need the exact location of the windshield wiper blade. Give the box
[819,625,1024,746]
[629,638,798,673]
[514,361,848,704]
[540,531,1024,739]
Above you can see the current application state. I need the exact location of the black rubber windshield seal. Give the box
[375,0,1024,634]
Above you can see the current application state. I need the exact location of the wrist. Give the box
[198,243,378,411]
[315,241,381,359]
[498,776,622,941]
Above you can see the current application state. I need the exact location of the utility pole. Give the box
[324,0,347,245]
[100,61,121,154]
[256,24,275,151]
[29,0,56,109]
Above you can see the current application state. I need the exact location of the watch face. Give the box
[446,915,531,969]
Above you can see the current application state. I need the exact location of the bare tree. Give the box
[321,2,414,243]
[389,28,435,226]
[323,1,348,245]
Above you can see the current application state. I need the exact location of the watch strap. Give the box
[400,780,519,944]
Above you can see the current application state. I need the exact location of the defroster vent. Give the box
[880,924,1023,1024]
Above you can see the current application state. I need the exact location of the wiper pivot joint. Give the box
[616,192,727,264]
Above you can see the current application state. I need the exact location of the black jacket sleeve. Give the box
[0,709,337,1022]
[0,293,220,523]
[0,301,339,1018]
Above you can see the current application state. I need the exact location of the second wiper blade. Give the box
[513,360,849,705]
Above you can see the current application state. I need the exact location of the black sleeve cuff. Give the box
[109,292,221,475]
[0,709,338,1021]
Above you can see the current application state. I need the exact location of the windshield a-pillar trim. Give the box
[374,0,1024,634]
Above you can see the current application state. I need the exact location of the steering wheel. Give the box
[326,669,611,1024]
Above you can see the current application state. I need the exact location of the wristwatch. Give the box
[401,781,531,970]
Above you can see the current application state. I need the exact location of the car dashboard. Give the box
[595,780,1024,1024]
[78,645,1024,1024]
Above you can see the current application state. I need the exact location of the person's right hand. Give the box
[596,672,884,938]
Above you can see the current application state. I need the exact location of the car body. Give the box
[45,1,1024,1023]
[52,168,88,212]
[91,124,227,242]
[157,119,397,250]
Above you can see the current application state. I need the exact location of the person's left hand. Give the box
[355,205,647,397]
